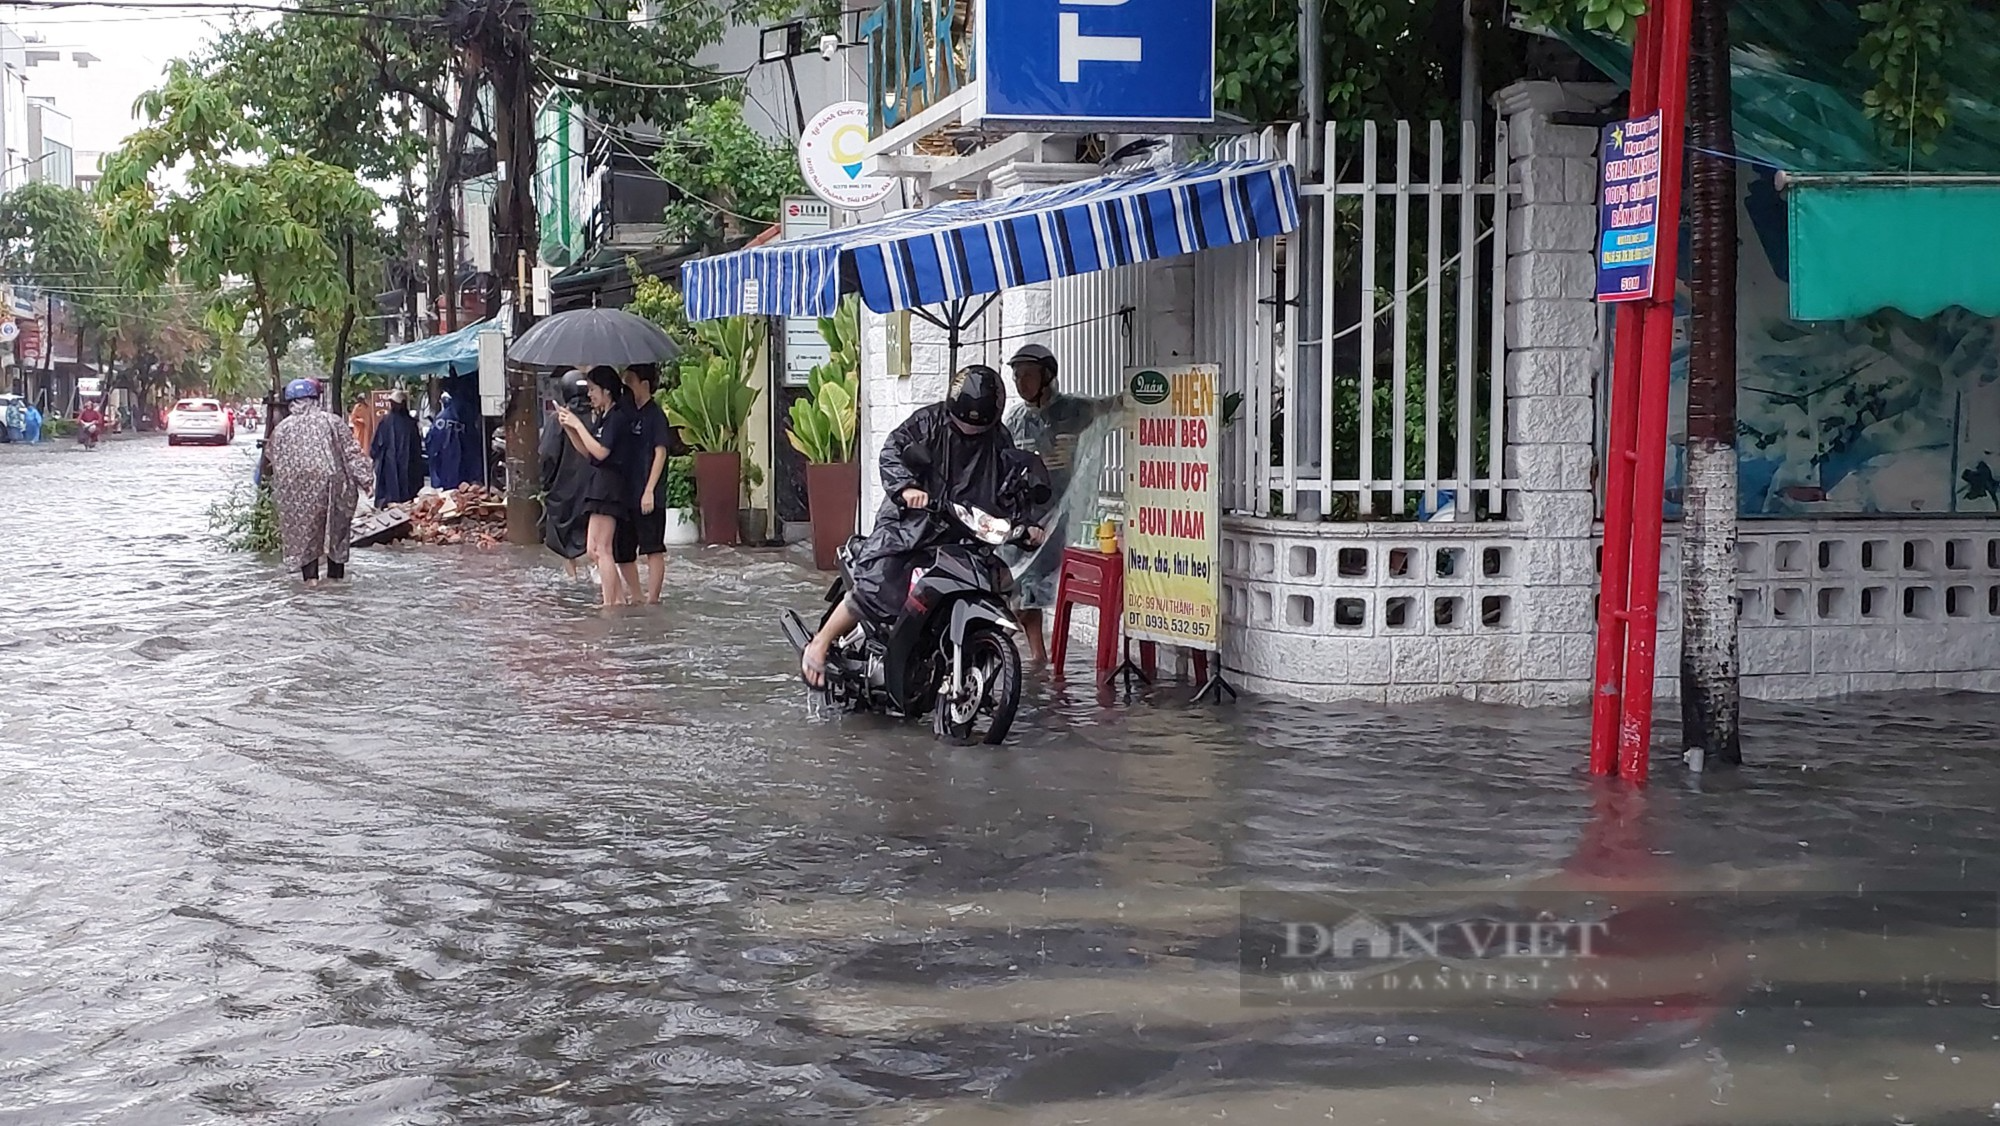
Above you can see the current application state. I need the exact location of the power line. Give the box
[536,60,747,92]
[539,0,718,27]
[0,0,429,24]
[569,104,781,228]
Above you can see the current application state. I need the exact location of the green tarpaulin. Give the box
[1559,0,2000,319]
[347,318,500,379]
[1558,0,2000,176]
[1789,183,2000,320]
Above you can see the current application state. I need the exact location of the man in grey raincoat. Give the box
[266,378,373,585]
[1001,343,1125,667]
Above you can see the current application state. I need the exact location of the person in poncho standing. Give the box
[369,389,424,506]
[266,378,374,586]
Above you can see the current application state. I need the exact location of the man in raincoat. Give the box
[424,383,485,489]
[1001,344,1125,667]
[538,369,596,577]
[368,389,423,506]
[266,378,373,585]
[800,365,1048,687]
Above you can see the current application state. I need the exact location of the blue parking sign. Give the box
[980,0,1214,123]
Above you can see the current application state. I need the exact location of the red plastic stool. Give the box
[1050,547,1124,683]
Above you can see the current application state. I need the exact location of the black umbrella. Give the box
[508,307,681,369]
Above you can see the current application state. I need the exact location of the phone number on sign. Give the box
[1131,612,1215,639]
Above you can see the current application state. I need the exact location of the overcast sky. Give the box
[8,2,245,159]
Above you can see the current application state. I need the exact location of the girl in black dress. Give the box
[555,366,642,607]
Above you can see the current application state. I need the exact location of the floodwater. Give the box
[3,435,1999,1125]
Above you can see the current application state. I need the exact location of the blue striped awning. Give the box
[682,159,1299,322]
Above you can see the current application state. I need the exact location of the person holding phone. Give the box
[555,366,642,608]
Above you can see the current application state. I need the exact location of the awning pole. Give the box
[911,294,998,378]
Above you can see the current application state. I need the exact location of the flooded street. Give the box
[4,435,2000,1125]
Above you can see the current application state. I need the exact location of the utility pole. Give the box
[473,0,541,546]
[423,100,441,340]
[443,0,541,543]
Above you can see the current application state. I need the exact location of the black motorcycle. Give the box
[782,461,1050,745]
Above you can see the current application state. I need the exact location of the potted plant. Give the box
[662,455,699,545]
[787,298,861,570]
[663,315,761,545]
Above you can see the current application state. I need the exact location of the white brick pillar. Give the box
[1496,80,1620,703]
[990,161,1096,398]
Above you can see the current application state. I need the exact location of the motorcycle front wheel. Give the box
[937,624,1022,746]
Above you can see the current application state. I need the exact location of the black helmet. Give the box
[946,364,1005,429]
[559,368,591,407]
[1008,343,1058,381]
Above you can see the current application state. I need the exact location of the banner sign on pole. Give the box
[17,318,41,367]
[1595,111,1664,303]
[978,0,1214,124]
[780,197,833,388]
[1121,363,1221,650]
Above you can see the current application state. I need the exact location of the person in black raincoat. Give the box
[369,389,424,506]
[539,369,596,578]
[801,365,1049,687]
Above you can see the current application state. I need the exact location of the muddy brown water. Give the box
[3,436,1999,1124]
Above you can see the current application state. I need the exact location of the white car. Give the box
[166,398,234,446]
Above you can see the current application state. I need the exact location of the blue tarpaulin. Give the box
[347,318,499,379]
[682,159,1299,322]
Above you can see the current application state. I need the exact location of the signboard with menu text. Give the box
[1121,363,1221,650]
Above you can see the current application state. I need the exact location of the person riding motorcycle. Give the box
[800,365,1050,687]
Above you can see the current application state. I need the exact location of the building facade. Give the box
[838,39,2000,706]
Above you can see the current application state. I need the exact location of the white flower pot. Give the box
[662,507,700,546]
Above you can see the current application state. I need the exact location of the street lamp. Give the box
[759,21,804,62]
[759,21,810,137]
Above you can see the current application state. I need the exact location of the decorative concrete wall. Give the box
[1698,519,2000,698]
[1219,81,2000,706]
[1219,81,1608,706]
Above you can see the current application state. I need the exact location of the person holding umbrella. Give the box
[510,303,682,606]
[553,366,643,608]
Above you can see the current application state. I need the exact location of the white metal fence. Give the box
[1201,120,1516,520]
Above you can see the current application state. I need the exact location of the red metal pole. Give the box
[1617,0,1695,784]
[1588,10,1665,777]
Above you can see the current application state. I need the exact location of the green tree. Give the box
[108,289,219,408]
[627,256,698,355]
[0,182,118,335]
[98,62,381,395]
[654,98,807,250]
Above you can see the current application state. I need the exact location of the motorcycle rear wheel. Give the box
[937,625,1022,745]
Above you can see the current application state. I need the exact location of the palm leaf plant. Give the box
[785,296,861,464]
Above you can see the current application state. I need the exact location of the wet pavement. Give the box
[3,435,2000,1125]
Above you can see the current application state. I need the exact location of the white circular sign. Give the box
[0,320,17,343]
[799,101,895,210]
